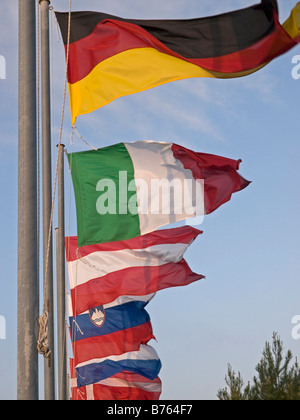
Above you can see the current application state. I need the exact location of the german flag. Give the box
[55,1,300,124]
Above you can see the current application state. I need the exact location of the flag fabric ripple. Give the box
[70,359,162,400]
[75,344,162,389]
[65,226,204,316]
[55,1,300,123]
[69,294,156,362]
[68,141,250,247]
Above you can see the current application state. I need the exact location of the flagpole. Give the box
[18,0,39,400]
[39,0,55,400]
[56,144,67,400]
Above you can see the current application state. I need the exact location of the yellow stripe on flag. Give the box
[283,3,300,40]
[68,47,274,124]
[68,0,300,128]
[68,48,217,125]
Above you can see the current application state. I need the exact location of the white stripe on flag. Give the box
[68,293,155,317]
[124,141,205,235]
[68,242,190,289]
[86,385,95,400]
[98,377,162,393]
[76,344,160,369]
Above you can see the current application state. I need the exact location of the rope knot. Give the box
[37,311,51,359]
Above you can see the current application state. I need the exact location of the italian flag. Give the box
[68,141,250,247]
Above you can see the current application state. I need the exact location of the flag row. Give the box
[57,0,300,400]
[65,141,249,399]
[66,226,204,399]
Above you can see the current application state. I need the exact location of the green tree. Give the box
[217,332,300,400]
[217,364,251,400]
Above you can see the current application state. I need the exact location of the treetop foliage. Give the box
[218,332,300,400]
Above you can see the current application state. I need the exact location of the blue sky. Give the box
[0,0,299,400]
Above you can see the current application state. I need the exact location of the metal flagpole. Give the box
[56,144,67,400]
[18,0,39,400]
[39,0,55,400]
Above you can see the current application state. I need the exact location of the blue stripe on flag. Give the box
[70,301,151,341]
[76,358,162,388]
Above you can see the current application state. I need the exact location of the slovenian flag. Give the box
[55,1,300,124]
[65,226,204,316]
[69,294,155,363]
[68,141,250,247]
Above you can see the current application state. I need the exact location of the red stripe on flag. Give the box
[172,143,250,214]
[71,261,204,315]
[91,384,161,400]
[72,322,155,363]
[66,13,296,84]
[65,226,202,262]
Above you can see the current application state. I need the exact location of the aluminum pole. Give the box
[18,0,39,400]
[39,0,55,400]
[57,144,67,400]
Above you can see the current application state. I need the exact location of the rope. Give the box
[37,0,41,301]
[72,126,97,150]
[37,311,51,359]
[36,0,51,360]
[37,0,72,359]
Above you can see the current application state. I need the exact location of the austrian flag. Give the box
[65,226,204,316]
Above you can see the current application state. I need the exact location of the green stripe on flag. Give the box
[68,143,140,246]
